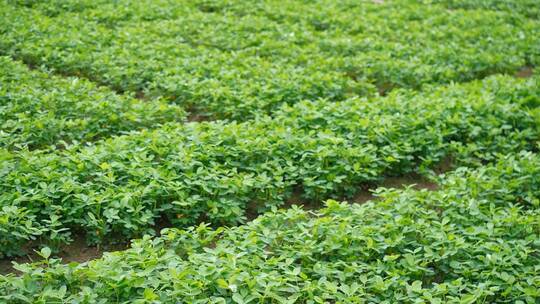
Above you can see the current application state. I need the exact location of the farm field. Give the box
[0,0,539,303]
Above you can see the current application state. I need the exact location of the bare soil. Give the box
[352,174,438,204]
[515,66,534,78]
[0,237,127,275]
[188,112,208,122]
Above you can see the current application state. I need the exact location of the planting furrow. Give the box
[0,174,438,275]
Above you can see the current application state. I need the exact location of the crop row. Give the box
[431,0,540,19]
[1,0,538,119]
[11,0,540,20]
[0,56,186,150]
[1,151,539,303]
[0,74,538,257]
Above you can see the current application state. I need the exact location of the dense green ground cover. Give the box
[1,152,538,303]
[0,0,539,302]
[1,0,538,119]
[0,56,185,150]
[432,0,540,18]
[1,74,538,257]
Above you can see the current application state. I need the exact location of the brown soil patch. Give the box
[282,186,314,210]
[515,66,534,79]
[188,113,208,122]
[432,156,454,175]
[135,90,149,101]
[377,82,394,96]
[353,174,438,204]
[0,237,127,275]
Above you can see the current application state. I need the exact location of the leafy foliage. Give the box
[430,0,540,19]
[1,0,538,119]
[0,74,537,256]
[0,1,539,301]
[1,152,539,303]
[0,56,186,150]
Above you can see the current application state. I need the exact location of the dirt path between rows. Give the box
[0,173,438,275]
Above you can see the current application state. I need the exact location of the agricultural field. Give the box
[0,0,539,303]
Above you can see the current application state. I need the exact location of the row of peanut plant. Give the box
[0,56,185,150]
[1,151,538,303]
[0,74,538,257]
[431,0,540,18]
[1,0,538,119]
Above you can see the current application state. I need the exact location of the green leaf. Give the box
[40,247,51,259]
